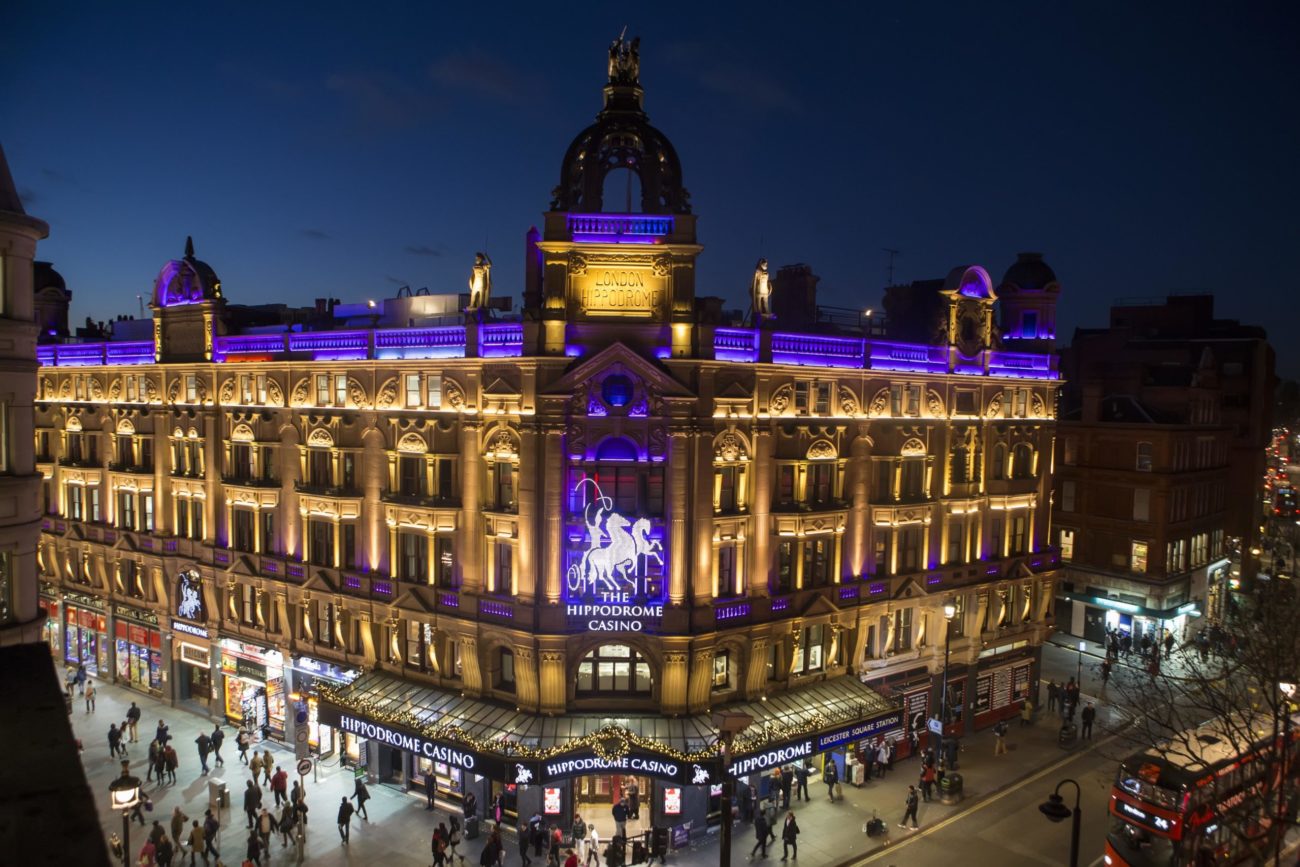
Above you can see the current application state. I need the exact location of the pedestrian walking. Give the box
[271,766,288,807]
[352,777,371,820]
[244,780,263,828]
[126,701,141,742]
[108,724,124,760]
[572,814,588,864]
[585,826,600,867]
[1020,698,1034,727]
[278,804,296,849]
[876,740,890,777]
[434,823,450,867]
[257,807,274,852]
[155,720,170,746]
[1100,660,1112,689]
[248,750,263,787]
[1081,702,1096,740]
[164,744,178,784]
[153,744,167,786]
[993,719,1009,755]
[780,813,799,861]
[202,810,220,863]
[564,847,579,867]
[822,758,838,800]
[794,762,809,802]
[261,749,273,786]
[209,726,224,767]
[84,679,96,713]
[195,732,211,775]
[464,790,479,820]
[898,785,920,830]
[779,767,792,809]
[426,769,437,810]
[245,830,262,867]
[627,779,641,821]
[612,798,628,839]
[1046,680,1059,712]
[750,809,769,859]
[156,833,174,867]
[919,764,936,802]
[518,822,533,867]
[449,815,465,865]
[185,821,205,866]
[171,807,189,845]
[337,797,354,843]
[237,729,250,765]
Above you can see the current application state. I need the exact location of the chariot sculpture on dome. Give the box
[467,251,493,310]
[607,30,641,85]
[751,257,774,319]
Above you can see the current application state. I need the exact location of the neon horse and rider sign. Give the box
[564,477,666,631]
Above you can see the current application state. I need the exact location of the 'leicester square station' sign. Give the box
[729,709,904,778]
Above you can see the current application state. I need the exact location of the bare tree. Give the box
[1102,581,1300,863]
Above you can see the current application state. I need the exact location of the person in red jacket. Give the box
[271,766,289,807]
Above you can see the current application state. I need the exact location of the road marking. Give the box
[854,731,1125,864]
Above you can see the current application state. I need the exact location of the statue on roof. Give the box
[467,252,493,310]
[607,32,641,86]
[751,257,773,319]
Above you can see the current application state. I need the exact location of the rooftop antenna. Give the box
[136,294,144,318]
[883,248,901,286]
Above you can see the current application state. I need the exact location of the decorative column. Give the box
[542,428,564,603]
[363,427,384,573]
[750,429,772,595]
[458,421,482,593]
[667,429,690,606]
[744,636,769,698]
[693,433,716,606]
[538,647,566,714]
[659,648,689,715]
[845,426,871,576]
[516,425,539,600]
[458,634,483,697]
[686,646,715,712]
[513,645,539,711]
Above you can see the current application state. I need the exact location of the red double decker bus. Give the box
[1105,713,1300,866]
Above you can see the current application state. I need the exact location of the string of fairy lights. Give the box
[317,682,896,762]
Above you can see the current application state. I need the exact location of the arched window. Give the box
[595,437,638,462]
[991,443,1007,481]
[576,644,652,696]
[601,167,642,213]
[1010,443,1034,479]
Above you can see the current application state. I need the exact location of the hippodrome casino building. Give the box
[33,40,1062,837]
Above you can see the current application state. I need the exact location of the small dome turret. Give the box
[153,236,222,307]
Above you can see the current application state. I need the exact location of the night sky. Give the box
[4,3,1299,375]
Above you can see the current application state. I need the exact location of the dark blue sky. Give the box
[5,2,1299,375]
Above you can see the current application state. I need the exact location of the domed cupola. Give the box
[149,236,227,362]
[153,235,222,307]
[549,35,691,215]
[997,252,1061,349]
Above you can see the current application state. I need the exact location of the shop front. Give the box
[289,655,359,760]
[172,620,213,707]
[40,585,60,657]
[64,593,109,675]
[1056,590,1206,648]
[113,604,162,694]
[219,638,286,740]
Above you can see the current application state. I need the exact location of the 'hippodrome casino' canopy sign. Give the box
[316,703,721,784]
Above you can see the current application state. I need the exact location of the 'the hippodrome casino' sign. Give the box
[564,478,665,632]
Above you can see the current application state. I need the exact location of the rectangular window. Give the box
[66,485,84,521]
[405,374,421,408]
[814,382,831,415]
[398,455,424,497]
[873,534,888,575]
[906,385,922,416]
[1136,442,1153,472]
[1014,388,1028,417]
[900,458,925,500]
[775,541,795,594]
[1060,480,1075,512]
[493,541,513,595]
[717,544,737,597]
[232,444,253,480]
[716,466,737,513]
[335,374,348,407]
[1133,488,1150,521]
[794,381,810,414]
[890,385,903,417]
[308,450,332,487]
[1131,541,1148,574]
[806,624,825,671]
[398,531,427,582]
[802,537,831,587]
[435,459,454,500]
[899,526,922,572]
[261,510,275,554]
[118,491,135,530]
[776,465,795,506]
[341,453,356,491]
[1010,514,1026,554]
[493,461,515,510]
[807,463,834,505]
[315,601,334,647]
[185,376,197,402]
[990,516,1004,558]
[141,493,154,532]
[892,608,913,652]
[89,486,101,522]
[232,509,255,552]
[435,536,454,587]
[308,520,334,566]
[1059,528,1075,561]
[946,519,964,565]
[190,500,204,541]
[950,595,966,638]
[712,650,731,690]
[315,374,329,406]
[426,374,442,409]
[1021,310,1038,338]
[342,523,356,569]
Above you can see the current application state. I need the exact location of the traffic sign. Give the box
[296,758,313,777]
[927,717,943,735]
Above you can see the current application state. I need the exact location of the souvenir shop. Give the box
[113,604,163,694]
[288,655,359,759]
[219,638,286,739]
[172,620,213,706]
[63,592,109,675]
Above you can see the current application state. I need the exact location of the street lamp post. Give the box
[1276,680,1296,866]
[1076,640,1086,687]
[1039,778,1082,867]
[713,711,753,867]
[108,761,142,865]
[940,602,957,767]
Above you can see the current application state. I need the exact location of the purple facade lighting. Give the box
[480,599,514,619]
[838,585,860,601]
[772,332,864,368]
[713,328,759,363]
[771,596,790,612]
[715,601,751,621]
[479,323,524,358]
[375,326,467,360]
[867,340,948,375]
[439,593,460,608]
[869,582,888,596]
[566,213,672,242]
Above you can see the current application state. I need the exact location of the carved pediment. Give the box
[797,593,842,618]
[541,342,695,401]
[893,577,927,600]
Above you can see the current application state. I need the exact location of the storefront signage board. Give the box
[317,705,511,780]
[536,747,715,784]
[576,265,666,318]
[730,709,904,778]
[291,656,358,684]
[172,619,208,638]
